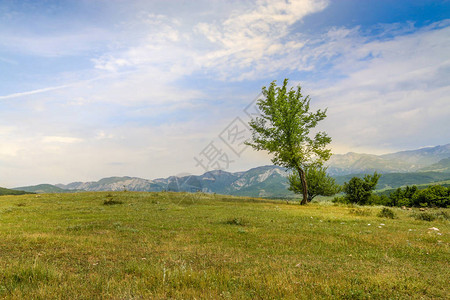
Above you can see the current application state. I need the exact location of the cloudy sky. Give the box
[1,0,449,187]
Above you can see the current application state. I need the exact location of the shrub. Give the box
[377,208,396,219]
[343,173,380,205]
[435,210,449,220]
[224,217,248,226]
[368,194,382,205]
[103,198,123,205]
[411,185,450,208]
[411,212,435,221]
[411,210,448,221]
[397,197,412,207]
[332,196,348,204]
[349,208,371,216]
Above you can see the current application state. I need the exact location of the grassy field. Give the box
[0,192,448,299]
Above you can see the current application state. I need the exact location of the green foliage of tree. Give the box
[288,166,340,202]
[411,185,449,207]
[246,79,331,204]
[377,184,449,208]
[343,172,380,205]
[387,185,418,207]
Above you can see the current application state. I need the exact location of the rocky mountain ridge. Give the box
[11,143,450,197]
[326,143,450,175]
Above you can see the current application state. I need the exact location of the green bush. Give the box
[103,198,123,205]
[411,212,436,221]
[349,208,371,216]
[342,173,380,205]
[410,210,449,221]
[332,196,348,204]
[411,185,450,208]
[397,197,412,207]
[377,208,396,219]
[435,210,449,220]
[224,217,248,226]
[382,185,449,208]
[368,194,391,206]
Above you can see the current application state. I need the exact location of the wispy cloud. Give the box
[0,84,71,100]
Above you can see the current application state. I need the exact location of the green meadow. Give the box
[0,192,448,299]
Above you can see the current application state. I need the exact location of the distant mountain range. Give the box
[9,143,450,198]
[326,143,450,175]
[49,166,293,198]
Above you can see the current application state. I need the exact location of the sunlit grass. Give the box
[0,192,448,299]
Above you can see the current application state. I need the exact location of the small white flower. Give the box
[368,224,371,226]
[428,227,439,231]
[380,223,385,226]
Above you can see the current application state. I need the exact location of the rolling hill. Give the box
[0,187,33,196]
[12,184,79,194]
[418,157,450,173]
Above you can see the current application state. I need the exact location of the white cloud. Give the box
[194,0,328,80]
[304,22,450,154]
[91,0,328,81]
[92,13,191,74]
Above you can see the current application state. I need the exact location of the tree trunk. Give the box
[298,167,308,205]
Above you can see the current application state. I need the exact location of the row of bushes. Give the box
[332,172,449,207]
[374,185,449,208]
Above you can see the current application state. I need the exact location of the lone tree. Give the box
[288,166,340,202]
[246,79,332,204]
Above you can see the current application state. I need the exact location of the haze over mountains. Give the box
[326,143,450,175]
[11,144,450,198]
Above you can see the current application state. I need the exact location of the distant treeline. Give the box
[333,171,450,190]
[333,171,450,208]
[373,185,449,208]
[0,187,34,196]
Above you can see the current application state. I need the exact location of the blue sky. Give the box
[1,0,449,187]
